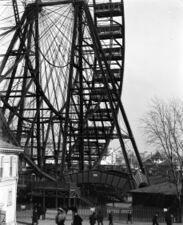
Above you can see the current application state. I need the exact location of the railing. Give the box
[17,204,169,223]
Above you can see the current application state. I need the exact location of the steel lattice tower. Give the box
[0,0,146,188]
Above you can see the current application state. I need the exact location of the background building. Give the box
[0,112,23,225]
[0,139,23,225]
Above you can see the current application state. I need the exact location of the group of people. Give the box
[152,210,174,225]
[55,207,82,225]
[88,209,115,225]
[55,207,113,225]
[33,205,174,225]
[89,210,105,225]
[89,209,132,225]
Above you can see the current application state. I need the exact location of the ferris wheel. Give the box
[0,0,145,182]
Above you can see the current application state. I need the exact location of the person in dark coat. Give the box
[127,210,133,224]
[32,206,39,225]
[89,212,97,225]
[72,208,83,225]
[165,211,173,225]
[108,211,113,225]
[37,203,42,220]
[97,210,104,225]
[152,212,159,225]
[41,206,47,220]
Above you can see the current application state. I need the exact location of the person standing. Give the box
[127,210,133,224]
[72,208,83,225]
[32,206,39,225]
[89,212,97,225]
[152,212,159,225]
[55,208,66,225]
[37,203,42,220]
[97,210,104,225]
[108,211,113,225]
[41,205,47,220]
[165,211,173,225]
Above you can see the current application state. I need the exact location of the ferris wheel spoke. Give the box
[36,5,74,109]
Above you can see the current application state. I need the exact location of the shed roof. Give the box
[130,182,181,196]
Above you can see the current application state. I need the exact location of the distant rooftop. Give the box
[0,139,18,148]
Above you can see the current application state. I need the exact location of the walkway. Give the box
[16,209,172,225]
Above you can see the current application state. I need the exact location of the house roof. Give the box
[143,151,164,164]
[130,182,181,196]
[0,139,23,154]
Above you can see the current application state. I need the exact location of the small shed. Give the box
[129,182,182,222]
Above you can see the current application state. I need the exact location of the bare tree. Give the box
[142,98,183,222]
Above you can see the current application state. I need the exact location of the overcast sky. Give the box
[122,0,183,153]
